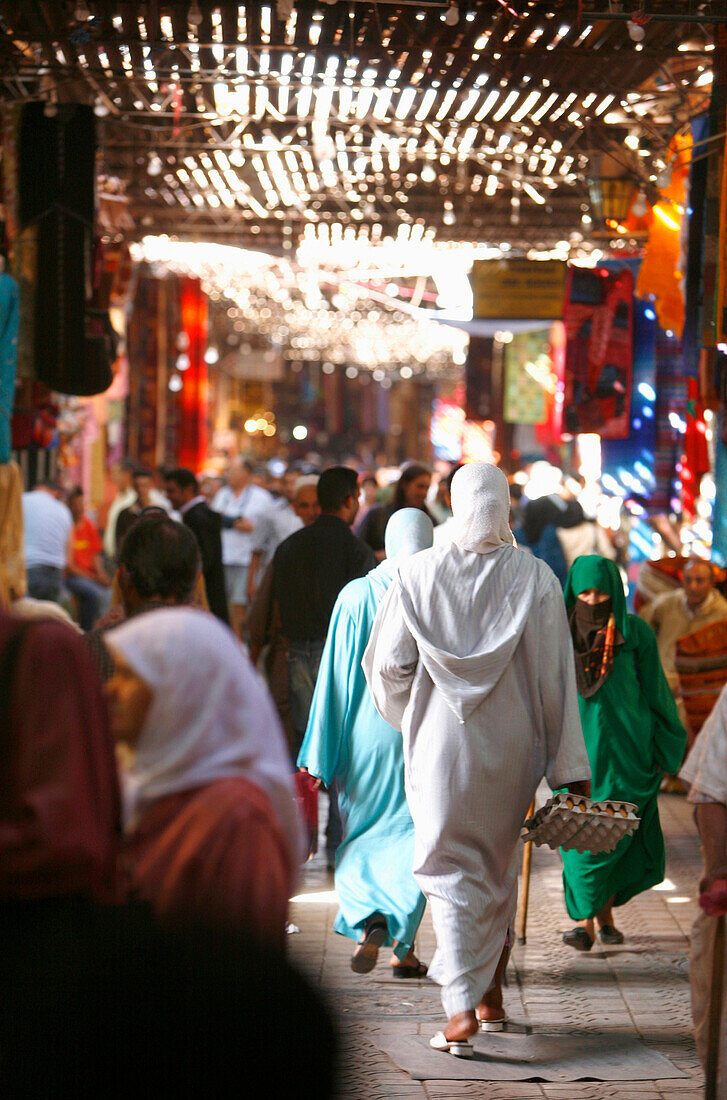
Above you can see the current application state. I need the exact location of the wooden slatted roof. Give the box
[0,1,715,253]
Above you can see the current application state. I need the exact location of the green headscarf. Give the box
[564,555,632,645]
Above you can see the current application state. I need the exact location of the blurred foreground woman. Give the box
[105,607,303,948]
[0,607,335,1095]
[561,556,687,950]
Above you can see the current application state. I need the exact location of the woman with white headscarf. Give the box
[299,508,433,976]
[364,462,591,1056]
[105,608,303,948]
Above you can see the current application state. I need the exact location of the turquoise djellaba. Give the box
[561,555,687,920]
[297,509,433,960]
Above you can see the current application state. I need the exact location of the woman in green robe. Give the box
[561,555,687,950]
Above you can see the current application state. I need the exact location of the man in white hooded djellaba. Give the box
[363,462,591,1057]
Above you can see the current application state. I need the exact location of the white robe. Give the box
[680,688,727,1090]
[364,541,590,1017]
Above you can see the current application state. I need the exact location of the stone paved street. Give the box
[289,792,706,1099]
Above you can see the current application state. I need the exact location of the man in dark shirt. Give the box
[165,468,229,625]
[271,466,376,869]
[272,467,376,644]
[115,468,155,549]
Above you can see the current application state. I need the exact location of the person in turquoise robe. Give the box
[561,555,687,949]
[298,508,433,976]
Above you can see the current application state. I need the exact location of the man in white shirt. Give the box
[103,460,137,560]
[212,457,273,637]
[22,481,73,603]
[247,474,320,601]
[104,460,172,562]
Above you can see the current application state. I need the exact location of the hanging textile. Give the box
[600,301,657,510]
[635,133,690,339]
[681,378,710,520]
[652,330,688,516]
[563,267,634,439]
[0,273,19,464]
[126,275,162,467]
[713,416,727,567]
[465,336,495,421]
[683,116,710,379]
[702,38,727,350]
[503,330,549,426]
[177,277,209,472]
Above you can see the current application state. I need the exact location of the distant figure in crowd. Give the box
[86,514,201,679]
[66,487,112,630]
[522,464,585,541]
[212,457,273,637]
[508,481,525,530]
[561,556,687,951]
[299,509,433,977]
[352,473,380,536]
[432,465,463,547]
[514,466,586,586]
[364,463,591,1057]
[556,501,616,572]
[642,558,727,731]
[358,462,436,560]
[0,464,76,629]
[105,608,302,947]
[103,459,136,560]
[115,467,156,549]
[200,472,224,506]
[0,608,336,1097]
[272,466,377,869]
[248,475,321,746]
[247,473,320,601]
[21,479,73,602]
[165,467,229,624]
[680,685,727,1091]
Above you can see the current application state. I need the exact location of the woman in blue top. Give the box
[298,508,433,976]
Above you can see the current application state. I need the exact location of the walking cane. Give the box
[517,799,536,945]
[702,879,727,1100]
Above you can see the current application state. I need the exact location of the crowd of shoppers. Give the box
[3,449,726,1081]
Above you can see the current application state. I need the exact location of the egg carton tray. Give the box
[521,793,640,854]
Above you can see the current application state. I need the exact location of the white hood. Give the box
[450,462,514,555]
[396,542,541,722]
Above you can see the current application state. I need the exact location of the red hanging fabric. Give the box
[681,377,710,520]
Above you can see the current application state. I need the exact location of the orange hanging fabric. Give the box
[636,133,691,339]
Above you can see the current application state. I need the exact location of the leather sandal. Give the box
[390,960,428,979]
[598,924,624,945]
[351,916,388,973]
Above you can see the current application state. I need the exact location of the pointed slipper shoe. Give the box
[477,1009,507,1032]
[429,1031,474,1058]
[598,924,624,945]
[562,927,594,951]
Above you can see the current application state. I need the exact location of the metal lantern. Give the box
[587,176,636,224]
